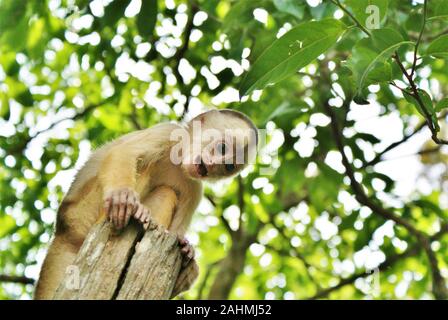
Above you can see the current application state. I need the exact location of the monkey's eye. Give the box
[225,163,235,172]
[216,142,227,155]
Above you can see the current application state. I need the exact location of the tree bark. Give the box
[53,219,182,300]
[116,223,182,299]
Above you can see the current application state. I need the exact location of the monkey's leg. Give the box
[140,186,178,229]
[34,234,80,300]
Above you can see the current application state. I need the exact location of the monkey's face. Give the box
[185,136,243,180]
[181,110,258,181]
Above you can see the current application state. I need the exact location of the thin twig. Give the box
[393,53,448,145]
[0,274,35,285]
[205,194,235,236]
[410,0,427,79]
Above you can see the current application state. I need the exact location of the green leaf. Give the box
[403,89,439,131]
[435,98,448,112]
[136,0,157,39]
[27,18,47,59]
[0,214,16,238]
[264,102,302,123]
[0,13,29,51]
[369,172,394,193]
[353,95,370,105]
[413,199,447,220]
[103,0,131,27]
[345,0,389,28]
[403,89,432,116]
[272,0,305,19]
[354,132,381,145]
[239,19,347,97]
[426,34,448,58]
[346,28,413,96]
[0,94,10,120]
[428,0,448,20]
[0,0,27,33]
[223,0,266,31]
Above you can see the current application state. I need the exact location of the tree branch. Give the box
[237,176,245,235]
[0,274,35,285]
[362,110,448,168]
[196,259,223,299]
[308,224,448,299]
[323,100,448,299]
[129,106,143,130]
[330,0,448,146]
[361,123,425,168]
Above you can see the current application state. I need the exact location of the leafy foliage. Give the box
[239,19,346,96]
[0,0,448,300]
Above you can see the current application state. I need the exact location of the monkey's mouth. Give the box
[195,158,208,177]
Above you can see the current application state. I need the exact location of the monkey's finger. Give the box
[111,202,120,229]
[134,204,144,221]
[131,199,140,215]
[141,210,151,229]
[124,195,135,227]
[188,247,195,260]
[103,197,112,220]
[141,208,150,224]
[183,251,194,267]
[182,248,194,267]
[112,191,123,229]
[142,209,151,229]
[178,238,189,247]
[117,190,128,229]
[124,210,132,227]
[181,245,191,255]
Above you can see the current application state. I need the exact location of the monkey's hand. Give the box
[171,238,199,298]
[178,237,195,267]
[103,187,141,230]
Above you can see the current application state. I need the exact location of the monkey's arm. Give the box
[98,141,148,229]
[98,143,140,192]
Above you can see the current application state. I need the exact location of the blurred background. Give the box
[0,0,448,299]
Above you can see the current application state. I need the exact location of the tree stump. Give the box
[53,219,182,300]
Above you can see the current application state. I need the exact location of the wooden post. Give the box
[53,219,182,300]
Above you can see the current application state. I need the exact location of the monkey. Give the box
[34,109,258,300]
